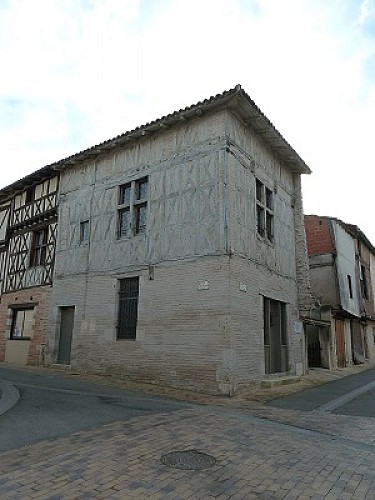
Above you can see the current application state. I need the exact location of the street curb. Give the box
[0,381,20,416]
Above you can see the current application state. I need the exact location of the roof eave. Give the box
[0,85,311,203]
[229,91,311,175]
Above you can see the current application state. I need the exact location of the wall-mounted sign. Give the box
[198,280,209,290]
[293,320,303,335]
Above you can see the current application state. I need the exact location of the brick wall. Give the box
[304,215,334,256]
[0,286,52,365]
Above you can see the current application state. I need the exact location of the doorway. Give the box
[351,321,365,364]
[335,319,346,368]
[306,325,322,367]
[57,306,75,364]
[264,298,288,374]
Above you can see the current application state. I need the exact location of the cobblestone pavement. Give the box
[1,365,374,499]
[0,402,374,499]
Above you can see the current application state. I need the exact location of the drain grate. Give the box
[161,450,216,470]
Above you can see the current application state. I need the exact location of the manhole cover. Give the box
[161,450,216,470]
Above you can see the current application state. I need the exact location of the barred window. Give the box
[117,277,139,340]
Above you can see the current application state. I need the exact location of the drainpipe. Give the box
[223,139,230,255]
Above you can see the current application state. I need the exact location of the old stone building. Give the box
[0,171,58,365]
[304,215,375,369]
[38,85,312,395]
[0,86,313,393]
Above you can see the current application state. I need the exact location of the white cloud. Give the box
[358,0,370,25]
[1,0,375,241]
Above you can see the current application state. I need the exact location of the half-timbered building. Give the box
[0,170,58,365]
[42,85,313,395]
[0,86,314,394]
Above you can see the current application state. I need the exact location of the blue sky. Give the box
[1,0,375,241]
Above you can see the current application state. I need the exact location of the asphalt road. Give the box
[0,365,190,453]
[267,367,375,417]
[1,365,375,454]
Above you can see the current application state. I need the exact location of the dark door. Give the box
[57,306,75,364]
[308,341,322,367]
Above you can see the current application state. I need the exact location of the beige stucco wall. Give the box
[4,340,30,365]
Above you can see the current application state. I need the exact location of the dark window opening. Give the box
[120,183,131,206]
[256,179,263,202]
[30,228,48,267]
[117,277,139,340]
[266,212,274,240]
[266,187,273,210]
[135,178,148,201]
[257,205,265,236]
[80,220,90,243]
[347,274,353,299]
[118,208,131,237]
[25,187,35,205]
[134,204,147,234]
[360,265,369,300]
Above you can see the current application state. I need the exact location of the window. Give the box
[10,307,34,340]
[118,177,148,238]
[347,274,353,299]
[25,187,34,205]
[256,205,265,237]
[256,179,274,241]
[360,265,369,300]
[117,277,139,340]
[80,220,90,243]
[30,228,48,267]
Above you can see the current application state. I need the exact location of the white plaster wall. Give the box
[332,222,360,316]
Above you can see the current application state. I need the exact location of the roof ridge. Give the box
[0,84,310,201]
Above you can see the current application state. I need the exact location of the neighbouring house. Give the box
[304,215,375,370]
[41,85,313,395]
[0,171,58,365]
